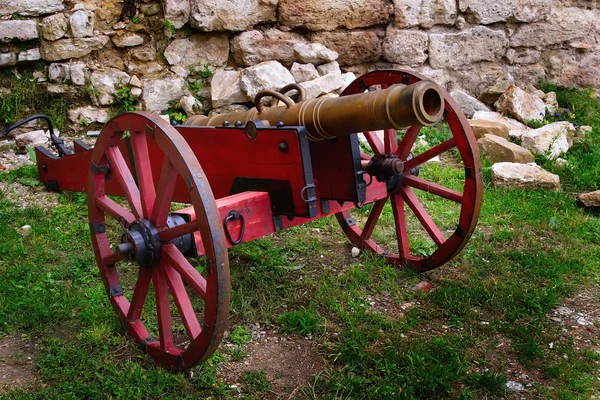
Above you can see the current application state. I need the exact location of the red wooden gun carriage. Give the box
[8,70,482,370]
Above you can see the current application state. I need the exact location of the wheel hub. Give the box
[120,218,162,268]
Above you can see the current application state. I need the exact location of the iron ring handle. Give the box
[224,210,245,245]
[254,90,294,113]
[276,84,307,104]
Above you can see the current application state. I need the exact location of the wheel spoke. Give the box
[162,244,207,298]
[397,126,421,160]
[152,269,174,351]
[106,146,143,219]
[158,221,198,243]
[403,138,456,171]
[363,131,383,155]
[383,128,398,154]
[400,187,445,247]
[130,131,156,218]
[150,159,178,228]
[160,261,202,341]
[404,175,463,203]
[128,268,153,321]
[96,195,136,225]
[361,199,387,240]
[390,194,410,259]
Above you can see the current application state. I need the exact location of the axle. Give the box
[185,80,445,141]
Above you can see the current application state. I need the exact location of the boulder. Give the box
[495,85,546,124]
[211,70,252,108]
[491,162,560,190]
[429,26,508,70]
[231,29,307,67]
[90,68,131,106]
[0,0,64,16]
[520,122,574,159]
[317,61,341,77]
[190,0,277,31]
[0,20,39,42]
[472,111,530,131]
[39,13,69,41]
[164,34,229,68]
[70,9,94,38]
[112,33,145,48]
[450,90,491,119]
[40,36,109,61]
[18,48,41,62]
[478,134,535,163]
[468,120,509,140]
[291,63,320,83]
[577,191,600,208]
[162,0,191,29]
[308,29,383,66]
[142,76,189,112]
[68,106,109,124]
[279,0,390,31]
[382,27,428,67]
[393,0,457,28]
[15,130,47,154]
[240,61,296,98]
[300,73,344,99]
[179,95,203,116]
[293,43,338,65]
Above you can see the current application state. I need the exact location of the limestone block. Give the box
[164,34,229,68]
[240,61,296,98]
[491,162,560,190]
[0,0,64,17]
[231,29,307,67]
[429,26,508,70]
[472,111,530,131]
[69,63,87,85]
[112,33,145,48]
[179,95,203,116]
[18,48,41,62]
[317,61,341,77]
[393,0,457,28]
[309,29,383,66]
[40,36,109,61]
[495,85,546,124]
[468,120,509,140]
[291,63,320,83]
[450,90,491,118]
[520,122,574,159]
[300,73,344,99]
[162,0,191,29]
[338,72,357,93]
[190,0,277,31]
[478,134,535,163]
[209,104,250,117]
[293,43,338,65]
[70,10,95,38]
[543,48,600,89]
[40,13,69,41]
[505,48,541,65]
[48,63,70,82]
[0,21,38,42]
[15,130,47,153]
[383,27,428,67]
[211,70,252,108]
[279,0,390,31]
[90,68,131,106]
[142,77,189,112]
[0,53,17,67]
[466,0,551,24]
[68,106,109,124]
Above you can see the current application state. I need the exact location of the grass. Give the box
[0,68,71,133]
[0,88,599,398]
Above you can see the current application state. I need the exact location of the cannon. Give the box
[9,70,482,370]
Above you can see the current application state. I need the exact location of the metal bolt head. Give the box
[278,141,288,152]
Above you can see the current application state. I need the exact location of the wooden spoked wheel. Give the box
[336,70,483,272]
[87,112,230,370]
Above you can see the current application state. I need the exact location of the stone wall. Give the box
[0,0,598,126]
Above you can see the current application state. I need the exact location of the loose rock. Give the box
[112,33,145,48]
[412,281,433,293]
[240,61,296,99]
[468,120,509,140]
[520,122,574,159]
[478,134,535,164]
[491,162,560,190]
[472,111,530,131]
[211,70,251,108]
[68,106,109,124]
[495,85,546,124]
[15,130,47,154]
[577,191,600,208]
[291,63,320,83]
[450,90,491,119]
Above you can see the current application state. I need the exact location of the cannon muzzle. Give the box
[185,80,445,141]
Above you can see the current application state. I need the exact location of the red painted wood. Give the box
[403,175,463,203]
[390,194,410,259]
[361,199,386,240]
[153,268,174,351]
[400,186,445,247]
[127,267,153,321]
[383,128,398,154]
[130,131,156,218]
[402,138,457,171]
[150,159,179,228]
[364,131,383,154]
[397,126,421,160]
[162,244,208,299]
[96,195,136,225]
[105,146,143,218]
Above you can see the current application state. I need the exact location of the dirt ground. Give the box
[0,335,39,393]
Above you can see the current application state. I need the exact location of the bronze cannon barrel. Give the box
[184,80,445,141]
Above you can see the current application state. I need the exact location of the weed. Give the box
[229,326,252,345]
[166,101,187,124]
[278,308,321,335]
[115,85,137,112]
[466,371,507,396]
[131,15,140,24]
[241,370,271,393]
[163,19,176,35]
